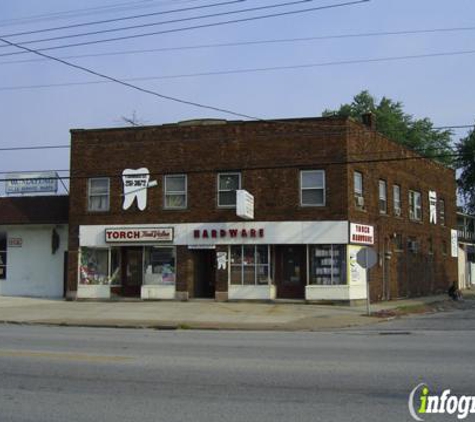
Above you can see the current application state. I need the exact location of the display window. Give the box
[144,247,176,285]
[309,245,347,285]
[79,248,109,285]
[230,245,271,285]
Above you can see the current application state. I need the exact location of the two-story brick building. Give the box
[67,116,458,303]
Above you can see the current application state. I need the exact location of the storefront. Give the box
[76,221,372,303]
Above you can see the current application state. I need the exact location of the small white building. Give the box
[0,196,69,298]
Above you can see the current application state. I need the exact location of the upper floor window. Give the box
[393,185,401,216]
[439,199,446,226]
[394,233,404,251]
[300,170,325,206]
[379,180,387,214]
[0,232,6,280]
[354,171,364,208]
[218,172,241,208]
[88,178,110,212]
[409,190,422,221]
[164,175,187,209]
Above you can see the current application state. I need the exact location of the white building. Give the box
[0,196,69,298]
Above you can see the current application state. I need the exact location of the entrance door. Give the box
[275,246,306,299]
[121,247,143,297]
[193,250,216,298]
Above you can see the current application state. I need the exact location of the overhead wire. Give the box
[0,0,371,58]
[0,0,247,39]
[0,0,369,121]
[1,25,474,66]
[0,0,203,28]
[0,35,260,120]
[0,151,466,185]
[0,124,471,153]
[2,48,475,92]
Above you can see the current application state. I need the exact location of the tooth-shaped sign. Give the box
[122,168,156,211]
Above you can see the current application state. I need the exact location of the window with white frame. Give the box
[0,232,7,280]
[300,170,325,206]
[309,245,346,285]
[409,190,422,221]
[164,175,187,209]
[230,245,270,285]
[439,199,446,226]
[218,173,241,207]
[393,184,401,216]
[354,171,364,208]
[379,180,387,214]
[88,178,110,212]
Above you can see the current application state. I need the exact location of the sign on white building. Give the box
[6,172,58,195]
[105,227,173,243]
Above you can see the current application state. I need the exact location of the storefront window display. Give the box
[0,232,7,280]
[79,248,109,285]
[309,245,346,285]
[144,247,176,285]
[230,245,270,285]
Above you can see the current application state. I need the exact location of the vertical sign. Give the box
[429,191,437,224]
[236,190,254,220]
[451,229,458,257]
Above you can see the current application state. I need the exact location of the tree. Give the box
[322,91,453,165]
[456,126,475,213]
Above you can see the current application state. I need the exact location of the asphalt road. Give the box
[0,306,474,422]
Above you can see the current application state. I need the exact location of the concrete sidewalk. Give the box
[1,290,472,331]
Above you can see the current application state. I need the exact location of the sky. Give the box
[0,0,474,195]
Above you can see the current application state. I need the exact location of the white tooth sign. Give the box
[122,168,157,211]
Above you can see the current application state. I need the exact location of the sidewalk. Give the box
[0,290,472,331]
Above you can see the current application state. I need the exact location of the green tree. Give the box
[322,90,453,165]
[456,126,475,213]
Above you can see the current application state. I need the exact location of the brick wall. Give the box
[346,120,458,300]
[67,116,458,300]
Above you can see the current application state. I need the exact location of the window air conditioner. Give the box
[394,207,401,217]
[356,196,365,207]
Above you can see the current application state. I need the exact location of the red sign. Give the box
[350,223,374,245]
[193,228,264,240]
[105,227,173,243]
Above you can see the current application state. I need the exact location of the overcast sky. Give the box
[0,0,474,195]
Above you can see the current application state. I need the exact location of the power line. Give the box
[2,48,475,92]
[0,2,369,121]
[0,0,371,58]
[0,0,201,28]
[0,0,246,39]
[0,35,261,120]
[2,25,474,66]
[0,152,464,184]
[0,145,70,152]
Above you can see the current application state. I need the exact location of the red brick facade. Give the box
[68,116,457,301]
